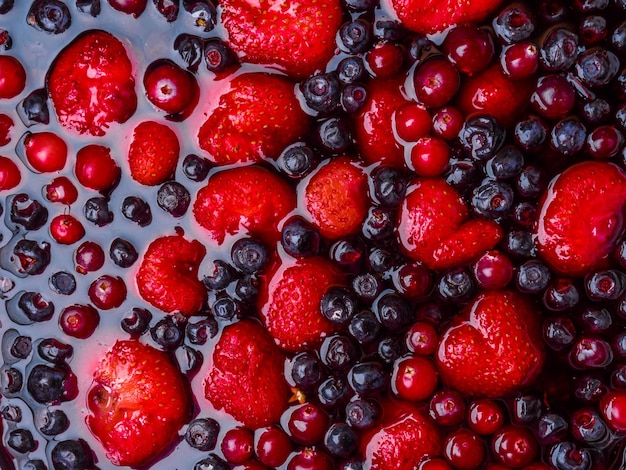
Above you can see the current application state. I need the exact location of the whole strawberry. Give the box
[535,161,626,277]
[258,256,345,352]
[204,320,289,429]
[193,165,296,245]
[136,234,206,315]
[436,290,544,398]
[197,73,308,165]
[48,30,137,136]
[86,340,191,468]
[128,120,180,186]
[221,0,342,78]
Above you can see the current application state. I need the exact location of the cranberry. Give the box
[391,355,438,401]
[491,425,538,467]
[391,261,433,299]
[365,42,403,78]
[75,145,121,191]
[22,131,68,173]
[442,24,495,74]
[468,399,505,435]
[144,59,198,117]
[432,106,465,140]
[409,136,450,177]
[59,304,100,339]
[500,42,539,80]
[44,176,78,204]
[412,57,460,108]
[88,275,127,310]
[49,214,85,245]
[443,428,485,470]
[472,250,514,290]
[569,336,614,369]
[530,74,576,120]
[0,55,26,99]
[429,390,467,427]
[419,458,454,470]
[74,241,105,274]
[0,113,13,145]
[586,125,624,159]
[0,155,21,191]
[221,427,253,465]
[285,403,329,445]
[405,321,438,355]
[393,103,431,142]
[600,389,626,431]
[255,426,291,468]
[108,0,147,16]
[287,448,333,470]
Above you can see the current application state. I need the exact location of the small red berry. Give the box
[412,57,460,108]
[429,389,467,427]
[472,250,514,290]
[0,113,14,145]
[59,304,100,339]
[443,428,486,470]
[391,261,433,299]
[392,355,439,401]
[44,176,78,204]
[287,448,333,470]
[88,275,127,310]
[23,131,68,173]
[419,458,454,470]
[442,24,495,75]
[222,427,254,465]
[365,42,403,78]
[0,56,26,99]
[74,241,106,274]
[144,59,199,117]
[75,144,121,191]
[0,156,21,191]
[432,106,464,140]
[50,214,85,245]
[255,426,291,468]
[468,399,505,435]
[286,403,329,445]
[406,321,439,355]
[394,103,432,142]
[409,136,450,177]
[600,389,626,431]
[491,425,538,468]
[500,42,539,80]
[108,0,147,16]
[586,125,624,160]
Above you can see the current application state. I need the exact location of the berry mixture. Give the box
[2,0,626,469]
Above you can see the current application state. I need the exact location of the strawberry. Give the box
[436,290,545,398]
[128,120,180,186]
[391,0,503,35]
[302,157,369,240]
[220,0,342,78]
[193,165,296,245]
[535,161,626,277]
[354,78,409,168]
[360,400,443,469]
[258,256,345,352]
[397,178,503,270]
[136,233,206,315]
[197,73,308,166]
[86,340,191,467]
[47,30,137,136]
[204,320,290,429]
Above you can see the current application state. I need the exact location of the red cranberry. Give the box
[0,113,13,145]
[418,458,454,470]
[88,275,127,310]
[442,24,495,75]
[232,462,267,470]
[75,145,121,191]
[59,304,100,339]
[443,428,485,470]
[586,125,624,159]
[44,177,78,205]
[600,390,626,431]
[255,426,291,468]
[432,106,465,140]
[569,336,614,369]
[468,399,505,435]
[50,214,85,245]
[392,355,438,401]
[74,241,105,274]
[500,42,539,79]
[406,321,438,355]
[285,402,329,445]
[0,155,21,191]
[144,59,199,117]
[429,390,467,427]
[409,136,450,177]
[412,57,460,108]
[472,250,514,290]
[530,74,576,120]
[491,425,538,467]
[108,0,147,16]
[365,42,403,78]
[22,131,68,173]
[287,448,333,470]
[393,103,432,142]
[221,427,254,465]
[391,261,433,299]
[0,55,26,99]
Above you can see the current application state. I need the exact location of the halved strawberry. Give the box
[128,120,180,186]
[193,165,296,245]
[436,290,544,398]
[204,320,290,429]
[221,0,342,78]
[258,256,345,352]
[86,340,191,468]
[197,73,308,166]
[535,161,626,277]
[47,30,137,136]
[136,233,206,315]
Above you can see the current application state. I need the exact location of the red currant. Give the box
[412,57,460,108]
[285,403,329,445]
[472,250,514,290]
[74,241,106,275]
[365,42,403,78]
[409,136,450,177]
[144,59,199,117]
[394,103,432,142]
[443,428,486,470]
[221,427,254,465]
[406,321,438,355]
[491,425,538,467]
[468,399,505,435]
[432,106,464,140]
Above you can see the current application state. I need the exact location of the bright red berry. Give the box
[406,321,439,355]
[75,144,121,191]
[443,428,485,470]
[365,42,404,78]
[50,214,85,245]
[0,113,14,145]
[23,131,68,173]
[394,103,432,142]
[88,275,127,310]
[468,399,505,435]
[412,57,460,108]
[144,59,199,118]
[286,403,329,445]
[472,250,514,290]
[408,136,451,177]
[432,106,465,140]
[59,304,100,339]
[392,355,439,401]
[491,425,539,468]
[74,241,105,274]
[0,156,21,191]
[44,176,78,204]
[0,56,26,99]
[221,428,254,465]
[255,426,292,468]
[128,120,180,186]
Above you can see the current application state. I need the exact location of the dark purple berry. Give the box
[486,145,525,180]
[183,154,211,182]
[186,317,218,345]
[347,361,387,395]
[339,19,372,54]
[185,418,220,451]
[324,422,358,458]
[318,376,350,408]
[84,196,113,226]
[150,316,184,349]
[109,238,138,268]
[175,34,204,73]
[18,88,49,126]
[345,399,381,429]
[543,315,577,350]
[316,117,352,153]
[12,239,51,275]
[585,269,626,300]
[7,428,36,453]
[493,4,535,44]
[437,268,475,304]
[302,73,341,115]
[50,439,94,470]
[231,237,268,274]
[49,271,76,295]
[371,166,407,207]
[37,338,73,363]
[540,28,579,71]
[210,295,241,321]
[27,0,71,34]
[203,39,236,73]
[514,115,549,152]
[550,118,587,156]
[575,48,620,87]
[321,287,358,325]
[516,260,551,293]
[277,143,317,179]
[38,408,69,436]
[458,115,506,160]
[471,180,515,219]
[337,56,366,84]
[320,334,359,372]
[157,181,190,217]
[121,307,152,336]
[341,83,367,113]
[349,310,381,345]
[290,351,323,390]
[543,278,580,311]
[183,0,217,32]
[122,196,152,226]
[154,0,179,22]
[76,0,101,16]
[10,193,48,230]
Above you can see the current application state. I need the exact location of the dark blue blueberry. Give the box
[349,310,381,345]
[574,375,606,402]
[38,408,69,436]
[437,268,475,304]
[321,287,358,324]
[183,154,211,182]
[373,19,406,42]
[492,4,535,44]
[318,376,351,408]
[13,239,50,275]
[194,455,229,470]
[150,316,184,349]
[203,39,236,73]
[277,143,316,178]
[231,237,268,274]
[341,83,367,114]
[351,273,381,303]
[316,117,352,153]
[337,56,366,84]
[371,166,407,207]
[516,164,547,198]
[183,0,217,32]
[203,259,237,290]
[290,351,323,390]
[543,279,580,311]
[540,28,579,71]
[514,116,548,152]
[445,158,481,190]
[377,336,405,364]
[18,88,49,126]
[211,295,241,321]
[23,460,46,470]
[175,34,204,73]
[7,428,36,453]
[581,98,611,124]
[234,274,258,303]
[548,441,592,470]
[579,15,607,45]
[27,0,71,34]
[0,0,13,14]
[49,271,75,296]
[612,21,626,56]
[342,0,375,12]
[9,335,32,360]
[18,291,55,323]
[511,395,542,424]
[551,118,587,156]
[37,338,73,363]
[345,399,381,429]
[409,36,436,61]
[324,422,358,458]
[543,315,576,351]
[514,201,537,227]
[1,367,22,395]
[505,230,535,258]
[302,73,341,114]
[367,247,398,275]
[362,206,395,242]
[186,317,218,345]
[517,260,552,293]
[27,364,70,403]
[458,115,506,161]
[374,292,413,332]
[122,196,152,226]
[1,404,21,422]
[109,238,138,268]
[339,19,372,54]
[10,193,48,230]
[120,307,152,336]
[580,307,612,333]
[157,181,191,217]
[571,409,609,444]
[155,0,179,21]
[84,196,113,226]
[176,345,201,374]
[76,0,101,16]
[51,439,94,470]
[535,413,569,445]
[330,239,364,269]
[471,180,515,219]
[585,269,626,300]
[320,335,359,372]
[486,145,525,180]
[185,417,220,451]
[575,48,620,87]
[347,361,387,395]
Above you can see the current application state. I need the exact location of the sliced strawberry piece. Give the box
[86,340,191,468]
[204,320,290,429]
[397,178,503,270]
[436,290,545,398]
[258,256,345,352]
[136,234,206,315]
[355,78,408,168]
[197,73,308,166]
[391,0,504,35]
[221,0,342,78]
[128,120,180,186]
[48,30,137,136]
[302,157,369,240]
[535,161,626,277]
[193,165,296,245]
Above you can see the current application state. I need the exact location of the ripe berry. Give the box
[347,361,387,395]
[185,418,220,451]
[337,56,366,84]
[391,261,433,300]
[492,4,535,44]
[221,427,253,464]
[393,103,431,142]
[570,408,609,444]
[345,399,380,429]
[27,0,71,33]
[320,287,358,325]
[84,197,114,226]
[468,399,505,435]
[50,440,94,470]
[492,425,538,467]
[256,426,292,467]
[19,87,50,126]
[74,241,105,274]
[459,115,506,160]
[472,250,514,290]
[392,355,438,401]
[0,56,26,98]
[443,428,486,470]
[0,156,20,191]
[231,237,268,274]
[371,166,407,206]
[412,57,460,108]
[429,390,467,427]
[600,390,626,431]
[575,48,620,87]
[44,176,78,205]
[7,428,36,453]
[59,304,100,339]
[144,59,198,117]
[49,272,77,295]
[543,278,580,311]
[203,39,237,74]
[150,317,184,349]
[121,307,152,336]
[10,194,48,230]
[500,42,539,80]
[585,269,626,300]
[109,238,139,268]
[301,73,341,115]
[324,422,357,458]
[174,33,204,72]
[341,83,367,113]
[108,0,147,16]
[182,153,211,182]
[281,217,320,257]
[286,403,329,445]
[365,42,403,78]
[442,24,495,74]
[38,408,69,436]
[586,125,624,159]
[287,448,333,470]
[339,19,372,54]
[50,214,85,245]
[530,74,576,120]
[88,275,127,310]
[409,137,450,177]
[27,364,75,403]
[432,106,465,141]
[122,196,152,226]
[471,180,515,219]
[540,28,579,71]
[75,144,121,191]
[516,260,551,293]
[348,310,381,345]
[406,321,438,355]
[289,351,323,390]
[157,181,191,217]
[22,131,68,173]
[0,113,13,145]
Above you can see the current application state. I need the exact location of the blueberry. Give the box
[18,291,55,323]
[320,335,359,372]
[341,83,367,114]
[348,310,381,345]
[330,239,365,269]
[548,441,592,470]
[18,88,49,126]
[570,409,608,444]
[203,259,236,290]
[581,98,611,124]
[458,115,506,160]
[76,0,101,16]
[23,459,46,470]
[492,5,535,44]
[183,154,211,181]
[342,0,375,12]
[345,399,381,429]
[48,272,76,296]
[185,417,220,451]
[351,273,381,303]
[185,0,217,32]
[50,439,95,470]
[540,28,579,71]
[317,117,352,153]
[543,315,577,351]
[84,197,113,226]
[38,408,69,436]
[231,237,268,274]
[290,351,323,390]
[471,180,515,219]
[347,361,387,395]
[122,196,152,226]
[321,287,358,325]
[513,199,537,226]
[575,48,620,87]
[374,19,406,42]
[511,395,543,424]
[341,460,365,470]
[318,376,350,408]
[277,143,317,178]
[27,0,71,34]
[514,116,548,152]
[409,36,436,61]
[574,375,606,402]
[175,33,204,73]
[155,0,179,21]
[9,334,32,360]
[374,292,413,332]
[203,39,236,73]
[211,295,241,321]
[157,181,191,217]
[186,318,218,346]
[281,217,320,257]
[27,364,70,403]
[535,413,569,445]
[516,165,547,198]
[612,21,626,56]
[109,238,139,268]
[362,206,395,242]
[445,159,482,190]
[234,274,258,303]
[371,166,407,207]
[7,428,36,453]
[37,338,73,363]
[543,279,580,311]
[437,268,475,304]
[580,307,612,333]
[0,0,13,14]
[10,193,48,230]
[337,56,366,84]
[324,422,358,458]
[13,239,51,275]
[368,247,398,275]
[550,118,587,156]
[1,367,22,395]
[150,317,184,349]
[339,19,372,54]
[194,455,229,470]
[517,260,552,293]
[2,405,21,422]
[486,145,524,180]
[302,73,341,114]
[377,336,406,364]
